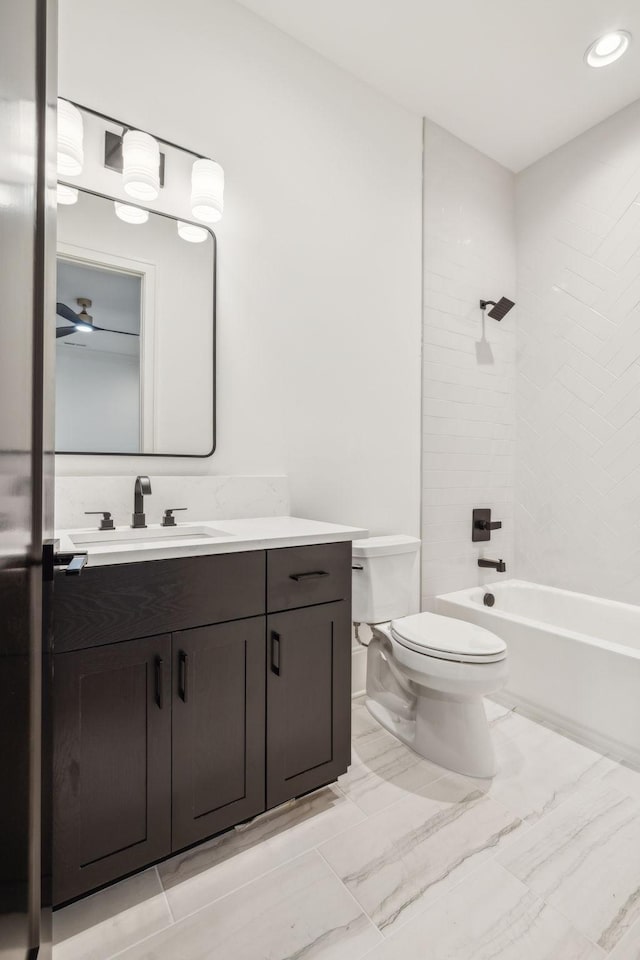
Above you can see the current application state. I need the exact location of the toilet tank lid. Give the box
[352,535,421,558]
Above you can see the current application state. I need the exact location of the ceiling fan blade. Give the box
[92,325,140,337]
[56,327,77,339]
[56,301,82,324]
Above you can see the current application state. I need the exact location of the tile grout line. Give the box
[53,869,175,960]
[105,911,176,960]
[102,851,340,959]
[156,864,176,926]
[105,847,386,960]
[497,856,611,958]
[62,809,343,956]
[314,847,384,944]
[496,776,640,957]
[93,867,175,960]
[155,844,387,946]
[332,716,623,943]
[154,792,370,927]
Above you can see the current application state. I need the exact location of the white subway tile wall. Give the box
[422,120,517,608]
[516,99,640,603]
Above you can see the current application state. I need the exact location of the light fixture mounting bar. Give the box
[104,131,166,186]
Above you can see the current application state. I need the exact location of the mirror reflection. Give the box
[55,188,215,456]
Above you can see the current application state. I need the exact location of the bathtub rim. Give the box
[437,578,640,663]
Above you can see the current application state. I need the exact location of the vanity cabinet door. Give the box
[53,635,172,904]
[266,601,351,808]
[171,617,266,850]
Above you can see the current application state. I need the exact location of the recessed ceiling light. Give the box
[585,30,631,68]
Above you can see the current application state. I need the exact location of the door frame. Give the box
[32,0,57,954]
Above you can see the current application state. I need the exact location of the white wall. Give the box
[516,98,640,604]
[422,120,516,608]
[57,0,423,541]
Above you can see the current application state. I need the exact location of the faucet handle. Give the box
[161,508,187,528]
[85,511,115,531]
[472,508,502,542]
[478,519,502,531]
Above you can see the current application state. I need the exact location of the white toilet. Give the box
[353,536,508,778]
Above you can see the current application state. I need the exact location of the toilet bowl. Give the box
[352,535,508,779]
[366,612,507,778]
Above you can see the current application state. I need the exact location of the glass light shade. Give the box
[122,130,160,201]
[57,99,84,176]
[191,158,224,223]
[57,183,78,205]
[585,30,631,67]
[177,221,208,243]
[114,201,149,224]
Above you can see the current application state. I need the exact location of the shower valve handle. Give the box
[477,519,502,532]
[472,508,502,543]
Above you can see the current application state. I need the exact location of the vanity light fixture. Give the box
[56,183,78,205]
[122,130,160,201]
[57,98,84,176]
[585,30,631,67]
[114,201,149,224]
[191,158,224,223]
[59,101,225,224]
[177,221,208,243]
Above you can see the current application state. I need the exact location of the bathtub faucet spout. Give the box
[478,557,506,573]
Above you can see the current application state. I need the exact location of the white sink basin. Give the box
[55,516,369,567]
[69,524,233,548]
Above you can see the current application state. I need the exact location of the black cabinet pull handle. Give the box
[271,631,281,676]
[50,550,88,576]
[43,541,88,580]
[155,656,164,709]
[289,570,330,582]
[179,651,189,702]
[65,554,88,576]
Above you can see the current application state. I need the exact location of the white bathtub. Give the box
[436,579,640,767]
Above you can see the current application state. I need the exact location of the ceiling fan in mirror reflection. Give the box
[55,299,140,339]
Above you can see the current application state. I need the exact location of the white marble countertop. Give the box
[56,516,368,567]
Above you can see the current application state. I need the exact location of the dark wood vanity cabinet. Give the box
[171,618,266,850]
[52,541,352,905]
[53,635,172,904]
[267,601,351,807]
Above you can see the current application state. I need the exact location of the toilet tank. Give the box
[352,535,421,624]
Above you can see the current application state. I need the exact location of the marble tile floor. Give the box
[53,697,640,960]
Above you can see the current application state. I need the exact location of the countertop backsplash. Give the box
[55,475,290,531]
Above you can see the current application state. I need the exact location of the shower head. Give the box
[480,296,515,321]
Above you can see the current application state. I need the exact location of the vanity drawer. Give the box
[267,541,351,613]
[54,551,266,652]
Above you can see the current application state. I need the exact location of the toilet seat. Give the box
[390,611,507,664]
